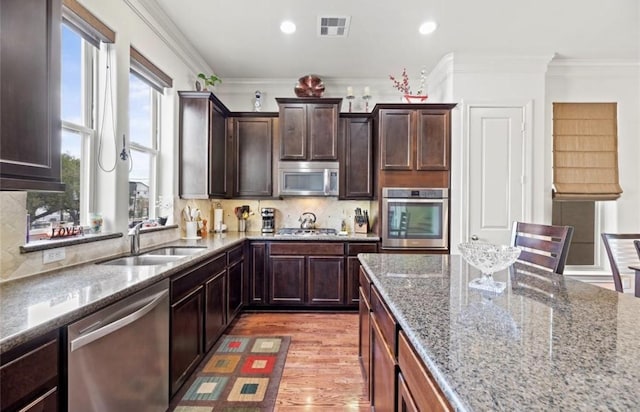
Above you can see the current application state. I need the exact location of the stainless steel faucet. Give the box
[129,222,145,255]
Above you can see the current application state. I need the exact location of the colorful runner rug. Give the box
[169,335,290,412]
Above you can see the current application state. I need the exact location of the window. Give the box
[27,24,96,240]
[128,71,159,226]
[128,46,172,227]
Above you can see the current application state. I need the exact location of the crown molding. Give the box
[448,52,555,74]
[547,58,640,77]
[122,0,212,75]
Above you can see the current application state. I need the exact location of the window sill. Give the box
[19,224,178,253]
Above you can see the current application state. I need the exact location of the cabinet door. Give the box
[170,287,203,396]
[346,256,361,305]
[341,117,372,199]
[279,104,307,160]
[358,287,371,399]
[204,271,226,352]
[416,109,450,170]
[307,256,344,305]
[234,117,273,197]
[397,372,419,412]
[227,259,244,320]
[0,0,63,191]
[269,256,305,304]
[379,109,413,170]
[308,104,338,160]
[209,103,230,197]
[249,243,267,304]
[371,315,397,412]
[1,331,59,412]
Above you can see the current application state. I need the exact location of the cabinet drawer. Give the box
[370,286,397,355]
[227,244,244,265]
[270,242,344,256]
[172,254,225,301]
[347,242,377,255]
[359,266,371,303]
[398,330,452,412]
[1,331,59,411]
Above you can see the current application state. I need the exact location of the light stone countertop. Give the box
[0,231,379,354]
[358,253,640,412]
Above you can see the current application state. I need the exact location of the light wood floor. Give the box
[226,312,371,411]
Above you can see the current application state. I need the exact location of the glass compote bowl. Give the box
[458,242,521,294]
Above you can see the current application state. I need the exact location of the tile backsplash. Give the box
[175,198,376,234]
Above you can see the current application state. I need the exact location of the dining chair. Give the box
[601,233,640,294]
[510,222,574,274]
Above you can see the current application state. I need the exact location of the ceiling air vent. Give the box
[317,16,351,37]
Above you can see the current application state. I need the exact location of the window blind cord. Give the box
[97,43,118,172]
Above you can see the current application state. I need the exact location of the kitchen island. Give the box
[358,253,640,411]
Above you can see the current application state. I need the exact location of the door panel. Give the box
[468,106,525,245]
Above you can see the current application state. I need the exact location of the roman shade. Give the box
[552,102,623,201]
[63,0,115,46]
[130,46,173,93]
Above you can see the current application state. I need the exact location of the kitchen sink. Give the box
[97,245,207,266]
[98,255,184,266]
[144,246,207,256]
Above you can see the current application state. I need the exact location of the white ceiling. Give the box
[152,0,639,80]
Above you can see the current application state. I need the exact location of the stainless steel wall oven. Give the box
[381,187,449,249]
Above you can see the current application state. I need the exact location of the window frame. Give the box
[128,70,161,222]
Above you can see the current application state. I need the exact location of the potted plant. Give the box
[197,72,222,91]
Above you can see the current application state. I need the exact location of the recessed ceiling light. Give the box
[419,21,437,35]
[280,20,296,34]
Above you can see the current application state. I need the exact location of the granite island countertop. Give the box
[358,253,640,411]
[0,231,379,354]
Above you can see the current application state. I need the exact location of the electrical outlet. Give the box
[43,247,65,264]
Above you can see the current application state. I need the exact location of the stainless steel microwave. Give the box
[277,161,339,197]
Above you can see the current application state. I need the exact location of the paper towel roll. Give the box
[214,208,223,232]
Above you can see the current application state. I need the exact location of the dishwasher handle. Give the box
[70,289,168,352]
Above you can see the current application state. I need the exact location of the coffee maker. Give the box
[261,208,275,233]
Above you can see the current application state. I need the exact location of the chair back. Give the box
[511,222,574,274]
[601,233,640,293]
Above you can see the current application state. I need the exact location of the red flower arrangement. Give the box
[389,68,427,97]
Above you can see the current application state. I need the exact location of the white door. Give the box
[468,106,527,245]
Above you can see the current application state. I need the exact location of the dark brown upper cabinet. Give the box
[339,114,373,199]
[178,91,230,199]
[1,0,64,191]
[231,114,276,198]
[276,98,341,161]
[376,104,455,172]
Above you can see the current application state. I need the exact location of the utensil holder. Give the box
[238,219,246,232]
[354,219,368,234]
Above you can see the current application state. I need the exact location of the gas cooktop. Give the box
[276,228,338,236]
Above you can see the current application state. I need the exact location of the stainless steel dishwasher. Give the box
[67,278,169,412]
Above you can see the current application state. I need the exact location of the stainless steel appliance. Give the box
[381,187,449,250]
[277,161,339,196]
[277,227,337,236]
[261,207,275,233]
[67,279,169,412]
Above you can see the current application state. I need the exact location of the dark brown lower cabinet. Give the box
[308,256,344,305]
[170,247,245,398]
[371,314,396,412]
[358,286,371,399]
[397,372,419,412]
[249,242,267,304]
[204,271,226,352]
[398,330,452,412]
[269,256,305,304]
[227,257,244,319]
[170,286,204,397]
[0,330,59,412]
